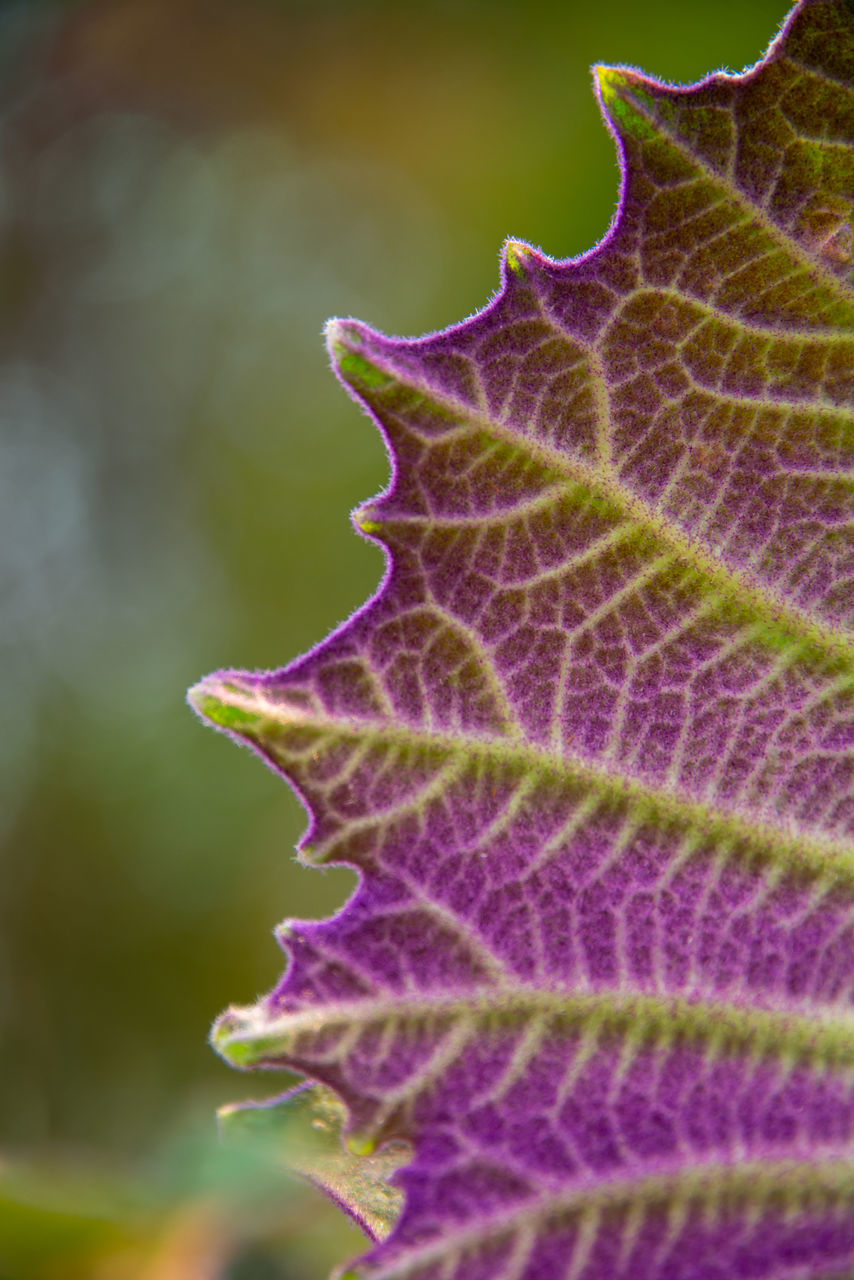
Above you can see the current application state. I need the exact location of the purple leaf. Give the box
[190,2,854,1276]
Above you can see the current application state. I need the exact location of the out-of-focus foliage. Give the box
[0,1100,371,1278]
[0,0,784,1273]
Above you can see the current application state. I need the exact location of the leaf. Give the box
[190,2,854,1276]
[220,1083,409,1242]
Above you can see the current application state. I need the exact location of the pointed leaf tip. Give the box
[212,1004,262,1068]
[327,319,393,393]
[595,64,660,140]
[504,239,535,275]
[187,677,266,735]
[592,62,618,95]
[593,63,636,102]
[354,504,384,536]
[188,676,315,741]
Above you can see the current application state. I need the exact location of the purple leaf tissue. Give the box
[190,2,854,1276]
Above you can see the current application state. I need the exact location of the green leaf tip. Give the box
[354,504,384,536]
[211,1006,249,1056]
[188,678,315,745]
[593,63,624,100]
[327,319,393,392]
[187,679,267,736]
[595,64,658,140]
[504,240,534,276]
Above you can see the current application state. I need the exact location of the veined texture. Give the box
[191,2,854,1276]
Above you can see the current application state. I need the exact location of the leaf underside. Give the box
[190,2,854,1277]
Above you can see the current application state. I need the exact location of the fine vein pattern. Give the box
[190,3,854,1277]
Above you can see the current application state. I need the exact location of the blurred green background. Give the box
[0,0,787,1274]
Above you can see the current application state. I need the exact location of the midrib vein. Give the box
[217,988,854,1073]
[357,1150,854,1280]
[195,679,854,884]
[348,347,854,669]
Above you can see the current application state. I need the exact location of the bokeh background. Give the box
[0,0,789,1274]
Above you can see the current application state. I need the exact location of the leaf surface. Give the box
[191,2,854,1276]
